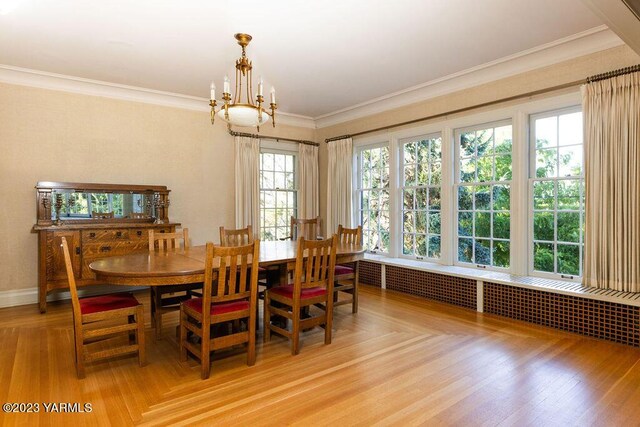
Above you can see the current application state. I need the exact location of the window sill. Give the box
[363,254,640,307]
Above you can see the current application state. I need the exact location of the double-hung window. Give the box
[530,108,584,278]
[455,122,512,269]
[356,144,390,253]
[259,150,297,241]
[400,135,442,259]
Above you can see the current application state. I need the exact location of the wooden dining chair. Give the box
[333,225,362,313]
[219,225,254,246]
[61,237,145,378]
[264,235,337,355]
[179,240,260,379]
[149,228,202,340]
[281,216,323,241]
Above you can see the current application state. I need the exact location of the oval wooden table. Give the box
[89,240,364,286]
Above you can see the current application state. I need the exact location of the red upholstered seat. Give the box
[270,285,326,299]
[334,264,354,276]
[258,266,267,272]
[79,292,140,315]
[183,298,250,315]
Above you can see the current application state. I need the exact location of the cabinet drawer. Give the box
[82,240,148,257]
[82,229,131,242]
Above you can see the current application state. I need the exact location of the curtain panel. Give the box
[326,137,353,234]
[298,144,319,220]
[582,71,640,292]
[234,135,260,237]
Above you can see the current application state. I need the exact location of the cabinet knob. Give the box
[75,247,81,255]
[116,231,122,238]
[137,231,142,236]
[100,246,111,252]
[89,232,96,238]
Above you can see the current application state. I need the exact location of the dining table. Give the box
[89,240,365,287]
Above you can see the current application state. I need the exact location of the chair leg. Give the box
[154,291,163,340]
[150,288,156,324]
[353,262,360,314]
[179,308,188,362]
[263,292,271,343]
[292,310,300,355]
[128,314,136,344]
[73,323,85,379]
[325,297,333,345]
[248,312,256,366]
[136,305,146,367]
[201,330,211,380]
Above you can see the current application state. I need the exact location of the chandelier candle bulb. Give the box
[223,76,230,94]
[258,77,263,96]
[210,82,215,100]
[270,87,276,104]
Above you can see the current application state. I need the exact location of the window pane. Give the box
[533,181,555,210]
[493,241,510,268]
[557,180,581,210]
[475,186,490,210]
[460,158,475,182]
[415,211,427,234]
[535,116,557,148]
[536,148,557,178]
[477,156,493,182]
[557,244,580,275]
[429,212,441,235]
[458,186,472,210]
[534,242,555,272]
[404,142,416,164]
[493,212,510,239]
[558,112,583,146]
[415,234,427,257]
[494,126,512,153]
[458,212,473,236]
[458,238,473,263]
[476,239,491,265]
[428,236,441,258]
[558,146,582,177]
[533,212,554,241]
[460,132,475,157]
[403,233,414,255]
[260,152,296,241]
[475,212,491,238]
[557,212,580,243]
[492,185,510,211]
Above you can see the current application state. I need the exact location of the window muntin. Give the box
[401,135,442,259]
[259,151,297,241]
[456,123,512,268]
[357,145,390,253]
[530,109,584,278]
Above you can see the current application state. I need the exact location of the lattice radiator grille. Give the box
[484,282,640,347]
[359,261,382,287]
[385,265,476,309]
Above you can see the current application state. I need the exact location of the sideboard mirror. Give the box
[34,182,172,226]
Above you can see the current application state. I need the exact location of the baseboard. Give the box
[0,286,147,309]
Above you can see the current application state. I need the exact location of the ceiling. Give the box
[0,0,604,118]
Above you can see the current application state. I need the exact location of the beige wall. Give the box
[0,82,314,294]
[316,44,640,233]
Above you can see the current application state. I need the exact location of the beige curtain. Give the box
[326,137,353,234]
[582,71,640,292]
[234,135,260,237]
[298,144,319,219]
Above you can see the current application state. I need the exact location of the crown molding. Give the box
[0,64,316,129]
[314,25,624,129]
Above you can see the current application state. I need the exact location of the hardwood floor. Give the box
[1,285,639,426]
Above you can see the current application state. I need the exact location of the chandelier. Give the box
[209,33,277,130]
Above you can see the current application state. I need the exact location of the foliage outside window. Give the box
[456,123,512,268]
[401,135,442,259]
[531,110,584,277]
[357,145,390,252]
[260,151,297,241]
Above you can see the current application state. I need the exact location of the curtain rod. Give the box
[324,64,640,143]
[229,130,318,146]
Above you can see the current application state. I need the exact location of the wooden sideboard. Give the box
[31,182,180,313]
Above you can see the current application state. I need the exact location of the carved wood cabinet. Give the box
[32,182,180,313]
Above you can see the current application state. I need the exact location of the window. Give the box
[401,135,442,259]
[456,122,512,268]
[259,151,297,241]
[356,145,390,253]
[530,109,584,278]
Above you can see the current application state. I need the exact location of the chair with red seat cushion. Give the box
[333,225,362,313]
[60,237,145,379]
[179,240,260,379]
[264,235,337,355]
